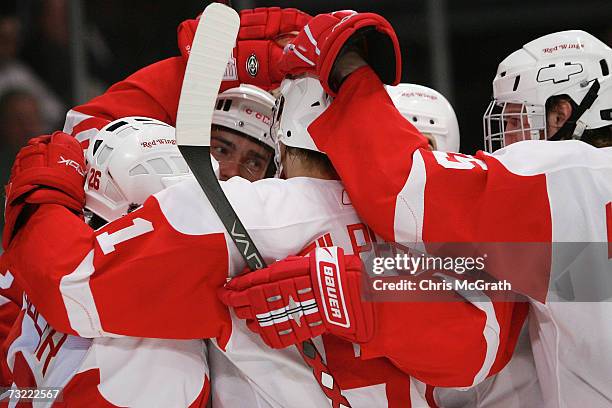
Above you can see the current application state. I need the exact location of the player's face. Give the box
[211,127,273,182]
[502,103,535,146]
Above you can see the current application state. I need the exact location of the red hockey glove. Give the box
[238,7,311,41]
[278,11,401,96]
[178,7,311,91]
[219,247,374,349]
[3,132,86,248]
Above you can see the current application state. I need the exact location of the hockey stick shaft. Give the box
[175,3,264,270]
[175,4,350,406]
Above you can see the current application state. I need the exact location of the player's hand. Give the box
[178,7,311,91]
[3,132,86,248]
[278,11,401,96]
[219,247,374,349]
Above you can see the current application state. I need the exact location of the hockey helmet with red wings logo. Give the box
[84,117,193,222]
[483,30,612,152]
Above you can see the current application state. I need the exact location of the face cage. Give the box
[482,100,547,153]
[270,95,285,177]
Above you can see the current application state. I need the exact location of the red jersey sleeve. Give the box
[309,67,552,245]
[62,57,187,149]
[3,199,231,342]
[309,66,553,301]
[364,291,528,387]
[308,67,537,387]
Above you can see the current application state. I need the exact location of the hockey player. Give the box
[483,30,612,150]
[238,18,611,408]
[210,85,276,181]
[2,117,214,407]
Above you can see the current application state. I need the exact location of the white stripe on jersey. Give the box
[63,109,93,135]
[59,250,107,337]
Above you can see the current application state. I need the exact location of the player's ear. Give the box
[548,98,573,129]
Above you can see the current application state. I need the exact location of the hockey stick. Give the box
[175,4,351,406]
[176,2,265,270]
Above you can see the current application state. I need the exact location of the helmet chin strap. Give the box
[548,79,600,141]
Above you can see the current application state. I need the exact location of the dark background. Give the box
[2,0,611,156]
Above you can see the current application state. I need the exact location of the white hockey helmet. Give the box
[271,76,331,155]
[212,84,276,150]
[483,30,612,152]
[386,83,460,152]
[84,117,192,222]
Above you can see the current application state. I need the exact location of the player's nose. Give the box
[218,161,242,181]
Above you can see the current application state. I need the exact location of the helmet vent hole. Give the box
[92,139,103,155]
[216,99,224,110]
[287,130,292,137]
[600,59,609,76]
[429,119,435,125]
[147,158,172,174]
[129,164,148,176]
[106,120,128,132]
[500,71,506,77]
[97,146,114,165]
[171,156,189,173]
[222,99,233,112]
[412,117,418,122]
[512,75,521,92]
[104,181,124,204]
[311,101,321,107]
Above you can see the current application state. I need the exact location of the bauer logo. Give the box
[246,54,259,77]
[317,260,350,328]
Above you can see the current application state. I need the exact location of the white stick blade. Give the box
[176,3,239,147]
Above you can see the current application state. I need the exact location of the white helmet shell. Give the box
[386,83,460,152]
[484,30,612,151]
[85,117,192,222]
[272,76,331,154]
[213,85,276,150]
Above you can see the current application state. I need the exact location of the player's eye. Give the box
[504,117,521,129]
[243,158,265,172]
[211,145,231,160]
